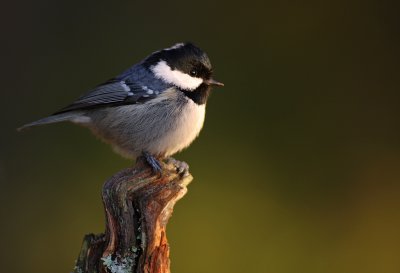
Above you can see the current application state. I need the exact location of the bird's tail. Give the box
[17,111,89,131]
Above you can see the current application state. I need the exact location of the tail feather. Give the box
[17,111,89,131]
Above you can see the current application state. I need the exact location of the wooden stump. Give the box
[73,158,193,273]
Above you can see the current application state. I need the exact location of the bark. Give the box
[73,158,193,273]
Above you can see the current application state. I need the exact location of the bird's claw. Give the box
[166,157,189,176]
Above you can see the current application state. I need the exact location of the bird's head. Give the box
[143,42,224,91]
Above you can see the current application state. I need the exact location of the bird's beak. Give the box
[205,78,224,87]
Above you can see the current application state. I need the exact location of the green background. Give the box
[1,0,400,272]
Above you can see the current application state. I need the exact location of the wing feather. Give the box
[54,79,156,114]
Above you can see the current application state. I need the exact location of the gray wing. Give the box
[54,79,157,114]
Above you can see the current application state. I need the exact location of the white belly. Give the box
[149,100,205,157]
[87,90,206,159]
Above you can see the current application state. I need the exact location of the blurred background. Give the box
[1,0,400,272]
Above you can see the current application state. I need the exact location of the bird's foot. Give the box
[165,157,189,177]
[142,152,162,175]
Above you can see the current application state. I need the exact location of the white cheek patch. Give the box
[151,60,203,91]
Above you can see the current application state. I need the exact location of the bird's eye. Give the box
[190,69,197,77]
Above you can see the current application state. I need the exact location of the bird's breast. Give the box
[87,89,206,158]
[151,97,206,157]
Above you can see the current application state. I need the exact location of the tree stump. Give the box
[73,158,193,273]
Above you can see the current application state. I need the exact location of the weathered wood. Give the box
[73,158,193,273]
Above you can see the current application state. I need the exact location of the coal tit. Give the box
[19,42,224,173]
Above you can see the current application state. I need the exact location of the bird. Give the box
[18,42,224,173]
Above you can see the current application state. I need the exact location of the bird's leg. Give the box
[165,157,189,176]
[142,151,162,174]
